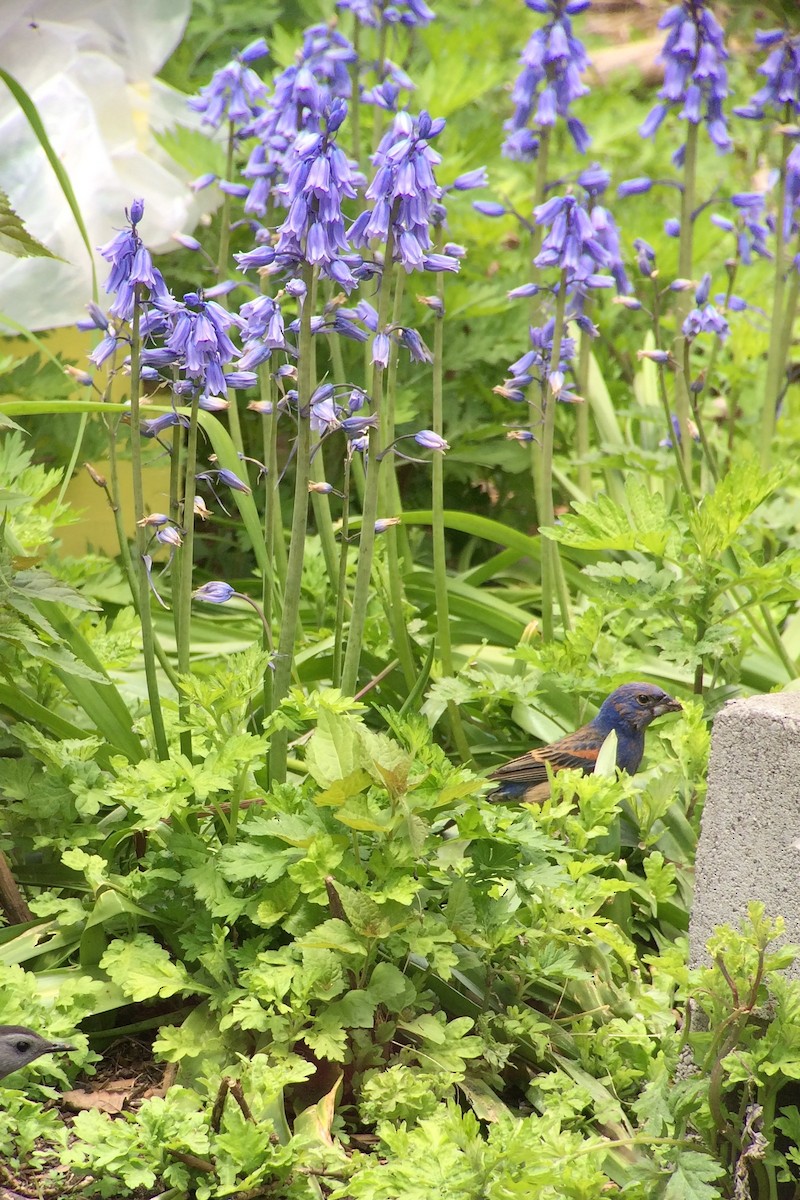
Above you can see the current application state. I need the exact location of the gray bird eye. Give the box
[14,1040,32,1053]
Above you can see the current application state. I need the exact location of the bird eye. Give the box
[14,1040,31,1054]
[636,693,651,705]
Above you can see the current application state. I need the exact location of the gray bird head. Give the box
[0,1025,74,1080]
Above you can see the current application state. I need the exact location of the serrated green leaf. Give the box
[543,477,673,555]
[100,935,203,1002]
[0,189,60,259]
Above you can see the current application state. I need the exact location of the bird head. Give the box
[0,1026,74,1081]
[597,683,682,734]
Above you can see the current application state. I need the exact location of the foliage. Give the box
[0,0,799,1196]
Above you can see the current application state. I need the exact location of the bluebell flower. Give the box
[617,177,653,198]
[503,0,591,162]
[141,412,191,438]
[586,203,630,293]
[395,326,432,362]
[450,167,489,192]
[372,332,391,367]
[238,294,288,370]
[156,525,183,548]
[414,429,449,451]
[350,110,458,274]
[640,1,731,164]
[576,163,610,197]
[633,237,656,277]
[187,38,268,131]
[336,0,435,27]
[660,412,699,448]
[682,274,730,341]
[664,217,681,237]
[734,29,800,121]
[474,200,507,217]
[730,192,771,264]
[98,200,166,322]
[533,193,610,284]
[193,581,237,604]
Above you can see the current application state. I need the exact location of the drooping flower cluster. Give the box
[135,289,255,410]
[497,321,580,412]
[273,99,362,289]
[640,1,732,163]
[351,109,458,273]
[734,29,800,121]
[533,193,611,286]
[503,0,591,162]
[97,199,166,322]
[575,165,630,294]
[711,192,771,265]
[681,272,729,342]
[240,24,356,216]
[187,38,269,131]
[336,0,435,27]
[237,295,289,371]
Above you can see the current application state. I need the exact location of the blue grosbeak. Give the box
[488,682,682,803]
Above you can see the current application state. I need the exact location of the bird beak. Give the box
[653,696,682,717]
[46,1040,76,1053]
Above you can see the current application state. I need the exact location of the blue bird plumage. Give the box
[488,682,682,803]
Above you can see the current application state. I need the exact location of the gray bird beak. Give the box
[653,697,682,717]
[45,1040,75,1053]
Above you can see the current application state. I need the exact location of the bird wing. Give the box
[488,724,604,788]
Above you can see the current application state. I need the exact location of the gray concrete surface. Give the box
[689,692,800,975]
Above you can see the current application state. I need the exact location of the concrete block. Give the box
[689,692,800,975]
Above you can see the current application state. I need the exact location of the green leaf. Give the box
[542,477,674,555]
[336,884,391,938]
[306,708,362,787]
[690,446,783,559]
[296,919,367,957]
[663,1151,725,1200]
[100,936,203,1002]
[367,962,416,1011]
[0,189,60,259]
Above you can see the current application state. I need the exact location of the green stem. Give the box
[104,423,179,690]
[175,393,201,761]
[341,226,397,696]
[760,128,790,469]
[309,440,341,593]
[332,452,352,690]
[652,283,697,508]
[129,289,169,760]
[676,122,699,480]
[683,343,718,483]
[261,367,278,728]
[218,124,245,458]
[575,328,592,497]
[431,275,473,765]
[380,272,416,690]
[539,270,568,642]
[268,264,316,783]
[527,128,551,531]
